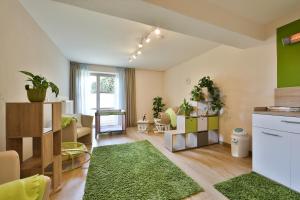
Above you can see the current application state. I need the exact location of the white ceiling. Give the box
[19,0,300,70]
[19,0,218,70]
[206,0,300,25]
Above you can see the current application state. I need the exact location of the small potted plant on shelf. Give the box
[178,99,194,116]
[20,71,59,102]
[152,96,165,122]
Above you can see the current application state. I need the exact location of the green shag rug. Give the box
[215,172,300,200]
[83,140,202,200]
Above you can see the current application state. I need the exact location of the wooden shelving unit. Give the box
[6,102,62,191]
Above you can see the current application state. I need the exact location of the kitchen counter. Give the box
[254,107,300,118]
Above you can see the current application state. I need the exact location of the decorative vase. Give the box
[26,88,47,102]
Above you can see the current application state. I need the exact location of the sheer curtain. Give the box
[76,64,88,114]
[70,62,88,114]
[116,67,125,110]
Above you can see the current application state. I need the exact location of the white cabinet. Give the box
[253,114,300,192]
[253,127,290,187]
[291,133,300,192]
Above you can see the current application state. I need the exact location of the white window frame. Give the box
[89,72,116,111]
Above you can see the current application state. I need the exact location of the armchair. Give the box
[0,151,51,200]
[62,114,94,145]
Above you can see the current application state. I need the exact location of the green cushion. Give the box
[0,175,46,200]
[61,116,75,128]
[165,108,177,128]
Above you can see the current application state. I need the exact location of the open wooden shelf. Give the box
[6,102,62,191]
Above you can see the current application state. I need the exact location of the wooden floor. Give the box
[51,128,252,200]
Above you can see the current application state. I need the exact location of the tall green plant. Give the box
[20,71,59,97]
[152,96,165,119]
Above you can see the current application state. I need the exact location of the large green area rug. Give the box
[83,140,202,200]
[215,172,300,200]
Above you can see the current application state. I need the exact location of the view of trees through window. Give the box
[91,76,115,94]
[86,74,118,126]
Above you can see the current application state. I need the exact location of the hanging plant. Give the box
[190,85,204,101]
[190,76,224,113]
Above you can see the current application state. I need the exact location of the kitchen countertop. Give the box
[253,107,300,118]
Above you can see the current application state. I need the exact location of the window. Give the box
[86,73,119,127]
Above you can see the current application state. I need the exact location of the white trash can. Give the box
[231,128,249,158]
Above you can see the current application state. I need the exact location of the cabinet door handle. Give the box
[281,120,300,124]
[261,131,282,137]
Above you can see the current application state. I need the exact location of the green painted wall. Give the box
[277,19,300,88]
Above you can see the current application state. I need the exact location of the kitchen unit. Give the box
[253,109,300,192]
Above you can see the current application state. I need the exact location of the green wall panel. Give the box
[277,19,300,88]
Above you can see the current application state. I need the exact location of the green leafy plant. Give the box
[191,85,204,101]
[178,99,194,116]
[20,71,59,97]
[191,76,224,113]
[152,96,165,119]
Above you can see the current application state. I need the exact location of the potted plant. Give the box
[20,71,59,102]
[152,96,165,121]
[199,77,223,114]
[190,85,204,102]
[178,99,194,116]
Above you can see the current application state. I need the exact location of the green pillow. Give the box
[0,175,46,200]
[165,108,177,128]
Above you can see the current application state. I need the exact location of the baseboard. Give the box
[219,141,231,147]
[219,141,252,157]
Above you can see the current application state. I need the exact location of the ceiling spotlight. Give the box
[145,37,151,43]
[138,43,143,48]
[154,28,161,35]
[132,55,137,59]
[137,50,142,55]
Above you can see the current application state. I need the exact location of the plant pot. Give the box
[184,111,191,117]
[26,88,47,102]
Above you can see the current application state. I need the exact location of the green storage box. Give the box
[176,116,198,133]
[185,117,197,133]
[208,116,219,130]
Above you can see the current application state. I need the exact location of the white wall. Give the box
[136,69,165,122]
[164,41,276,143]
[0,0,69,158]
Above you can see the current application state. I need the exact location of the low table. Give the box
[95,110,126,138]
[164,130,209,152]
[137,120,150,133]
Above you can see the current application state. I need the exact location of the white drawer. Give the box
[253,114,300,134]
[197,117,207,131]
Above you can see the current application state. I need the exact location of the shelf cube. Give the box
[197,131,209,147]
[208,116,219,130]
[164,131,186,152]
[208,130,219,144]
[177,116,198,133]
